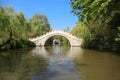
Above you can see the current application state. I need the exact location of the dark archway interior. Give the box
[45,35,70,46]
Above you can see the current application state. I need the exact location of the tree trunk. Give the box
[0,31,12,47]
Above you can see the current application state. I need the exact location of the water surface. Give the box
[0,46,120,80]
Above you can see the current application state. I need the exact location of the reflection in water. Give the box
[0,49,48,80]
[32,46,81,80]
[0,46,120,80]
[74,50,120,80]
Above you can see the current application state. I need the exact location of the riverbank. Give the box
[0,38,36,51]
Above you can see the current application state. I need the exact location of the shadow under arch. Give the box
[44,35,71,46]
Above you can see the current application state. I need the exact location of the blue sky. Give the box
[1,0,78,30]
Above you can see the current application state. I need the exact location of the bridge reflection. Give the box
[32,46,83,61]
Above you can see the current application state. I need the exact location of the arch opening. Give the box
[45,35,71,46]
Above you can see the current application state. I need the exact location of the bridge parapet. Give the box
[30,30,83,46]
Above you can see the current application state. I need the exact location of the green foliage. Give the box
[0,6,51,50]
[59,36,70,46]
[115,27,120,42]
[64,27,71,33]
[0,6,28,40]
[29,14,51,37]
[70,0,120,53]
[71,22,87,38]
[0,38,36,51]
[45,36,70,46]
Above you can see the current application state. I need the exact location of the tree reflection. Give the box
[0,49,48,80]
[45,46,70,56]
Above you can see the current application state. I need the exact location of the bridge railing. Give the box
[29,30,82,41]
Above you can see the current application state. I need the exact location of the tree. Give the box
[71,22,86,38]
[0,6,35,49]
[29,14,51,37]
[70,0,120,52]
[64,27,71,33]
[15,12,28,39]
[0,6,14,46]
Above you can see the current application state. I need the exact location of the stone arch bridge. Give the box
[29,31,82,46]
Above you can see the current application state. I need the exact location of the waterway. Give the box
[0,46,120,80]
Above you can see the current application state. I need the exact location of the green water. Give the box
[0,46,120,80]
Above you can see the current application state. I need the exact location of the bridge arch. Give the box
[30,31,82,47]
[44,34,71,46]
